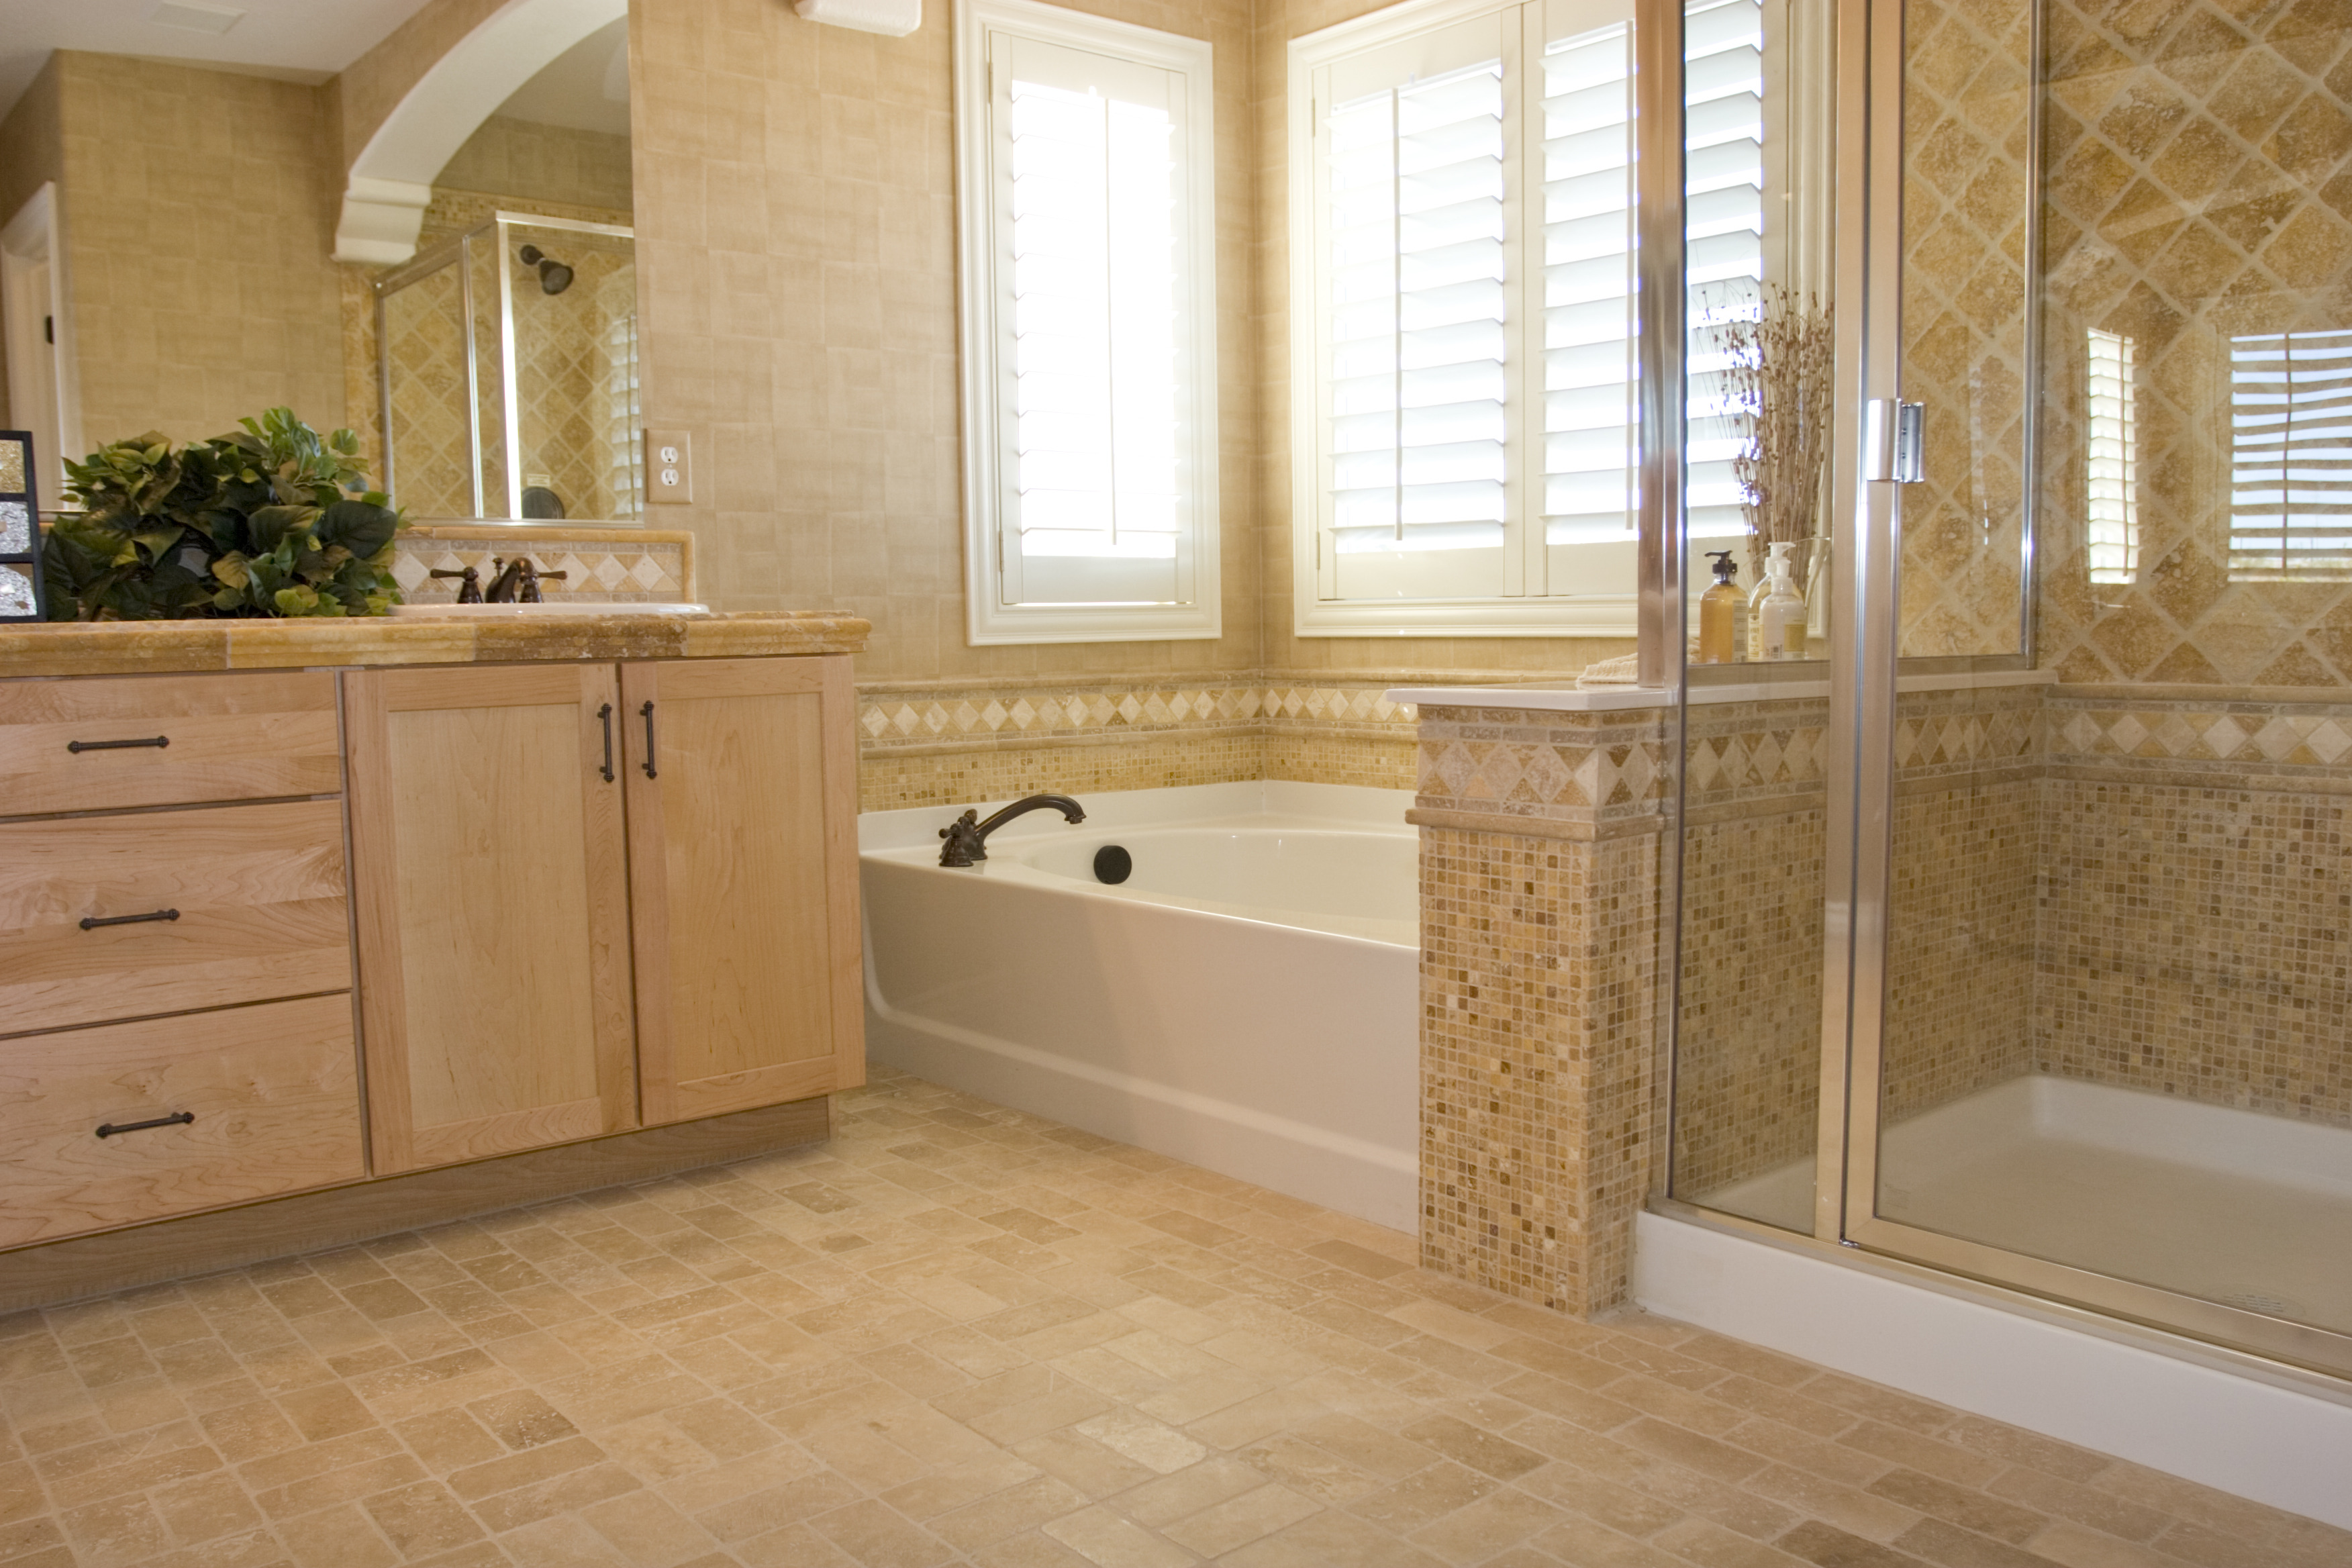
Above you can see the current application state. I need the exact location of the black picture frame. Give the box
[0,429,47,623]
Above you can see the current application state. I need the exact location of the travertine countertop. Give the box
[0,611,870,679]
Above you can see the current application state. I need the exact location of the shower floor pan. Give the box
[1694,1074,2352,1338]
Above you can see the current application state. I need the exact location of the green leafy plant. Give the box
[42,408,408,621]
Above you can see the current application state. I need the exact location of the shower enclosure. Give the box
[1657,0,2352,1381]
[374,212,643,524]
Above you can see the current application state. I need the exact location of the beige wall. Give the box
[54,54,345,450]
[438,114,634,211]
[629,0,1628,689]
[629,0,1261,685]
[0,56,64,436]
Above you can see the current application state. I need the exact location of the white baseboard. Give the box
[1632,1210,2352,1531]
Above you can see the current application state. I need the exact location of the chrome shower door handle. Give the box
[1894,402,1925,485]
[1863,399,1926,485]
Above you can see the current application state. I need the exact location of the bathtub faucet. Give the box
[938,793,1085,867]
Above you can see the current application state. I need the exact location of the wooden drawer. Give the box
[0,671,341,817]
[0,800,352,1038]
[0,994,364,1246]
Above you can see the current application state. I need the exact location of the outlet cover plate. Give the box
[646,430,692,504]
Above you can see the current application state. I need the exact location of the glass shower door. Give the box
[1839,0,2352,1380]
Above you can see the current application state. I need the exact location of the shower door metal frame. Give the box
[1819,0,2352,1384]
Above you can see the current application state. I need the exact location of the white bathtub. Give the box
[859,781,1420,1231]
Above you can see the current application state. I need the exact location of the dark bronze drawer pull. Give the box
[597,703,616,783]
[66,736,170,754]
[79,908,181,932]
[639,701,658,779]
[95,1112,195,1139]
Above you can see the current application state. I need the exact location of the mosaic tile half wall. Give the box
[1402,678,2349,1312]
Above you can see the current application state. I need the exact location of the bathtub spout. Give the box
[938,793,1086,867]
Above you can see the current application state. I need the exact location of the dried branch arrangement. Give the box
[1716,286,1834,578]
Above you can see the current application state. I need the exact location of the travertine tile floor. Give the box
[3,1069,2345,1568]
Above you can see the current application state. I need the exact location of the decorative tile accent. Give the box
[856,681,1418,750]
[389,527,691,605]
[1412,708,1673,832]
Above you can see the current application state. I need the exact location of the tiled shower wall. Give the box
[2038,688,2352,1125]
[1673,679,2352,1205]
[2034,0,2352,686]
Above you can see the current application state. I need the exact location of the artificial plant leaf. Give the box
[245,504,312,554]
[315,498,399,558]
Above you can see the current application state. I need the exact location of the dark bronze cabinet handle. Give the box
[67,736,169,754]
[639,701,658,779]
[79,908,180,932]
[597,703,615,783]
[96,1112,194,1139]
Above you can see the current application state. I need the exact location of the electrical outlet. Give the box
[646,430,693,503]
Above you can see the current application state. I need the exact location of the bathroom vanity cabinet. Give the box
[343,656,861,1173]
[0,617,867,1283]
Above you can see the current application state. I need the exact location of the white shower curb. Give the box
[1633,1210,2352,1532]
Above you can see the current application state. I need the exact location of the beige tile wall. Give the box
[2035,0,2352,685]
[852,675,1423,810]
[436,115,634,213]
[2038,687,2352,1127]
[628,0,1260,685]
[1896,0,2037,658]
[1669,695,1831,1202]
[51,55,347,451]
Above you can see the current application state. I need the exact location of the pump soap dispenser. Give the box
[1699,550,1746,665]
[1755,540,1808,661]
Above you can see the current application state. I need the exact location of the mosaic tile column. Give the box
[1412,704,1670,1316]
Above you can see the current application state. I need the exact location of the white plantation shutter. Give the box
[1293,0,1647,635]
[1538,17,1636,585]
[2085,328,2138,585]
[2228,329,2352,580]
[1683,0,1764,562]
[1002,44,1179,597]
[1322,26,1511,601]
[954,1,1220,643]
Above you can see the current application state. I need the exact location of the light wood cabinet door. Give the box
[622,655,863,1124]
[344,665,638,1172]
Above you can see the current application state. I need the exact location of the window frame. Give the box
[954,0,1222,645]
[1289,0,1640,638]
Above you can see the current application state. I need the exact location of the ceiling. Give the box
[0,0,440,122]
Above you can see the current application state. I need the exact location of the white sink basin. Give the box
[389,602,709,619]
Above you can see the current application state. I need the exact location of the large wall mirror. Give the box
[373,17,641,524]
[0,0,640,527]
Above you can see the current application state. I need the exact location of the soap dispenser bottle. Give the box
[1755,540,1808,660]
[1698,550,1746,665]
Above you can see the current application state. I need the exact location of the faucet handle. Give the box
[428,566,483,603]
